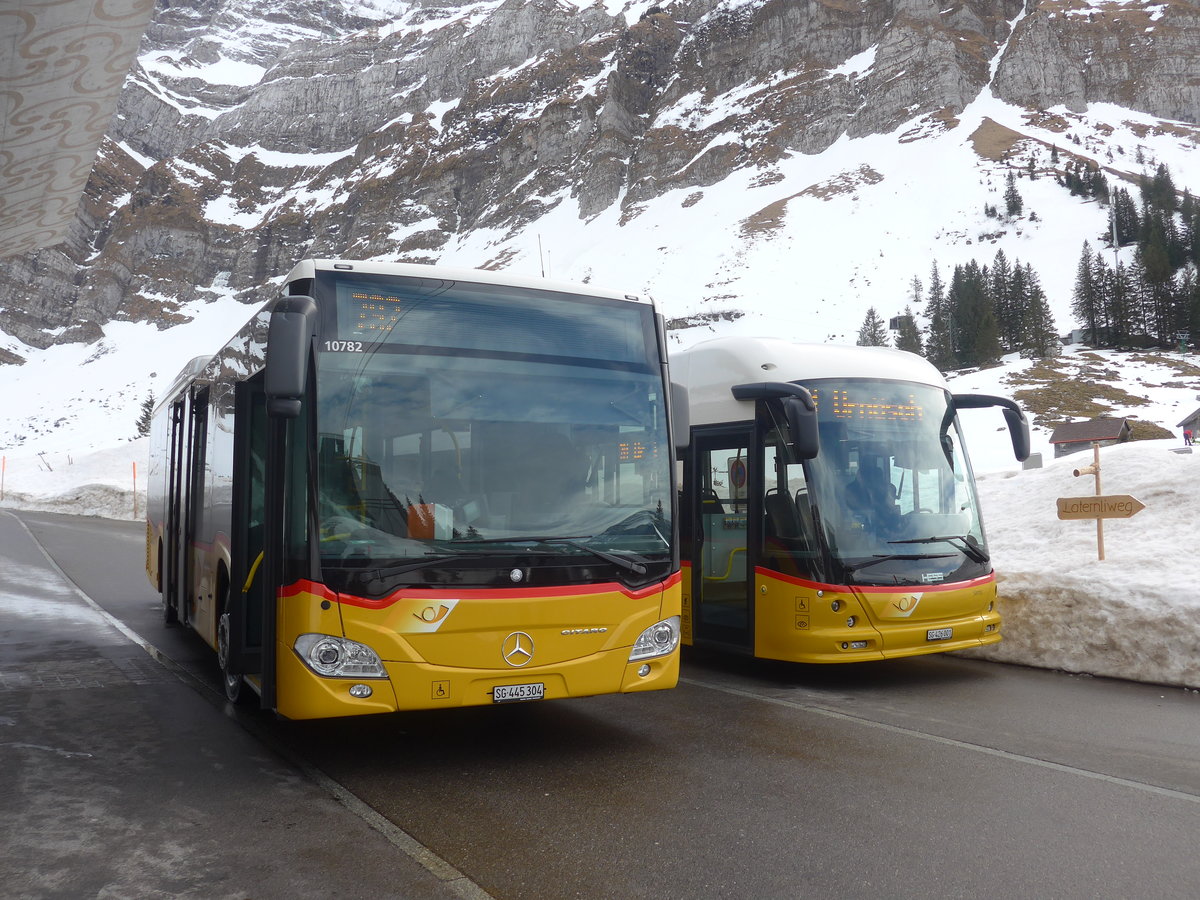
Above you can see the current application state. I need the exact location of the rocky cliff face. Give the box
[2,0,1198,361]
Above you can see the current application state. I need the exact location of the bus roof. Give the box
[670,336,950,427]
[153,354,215,413]
[283,259,653,306]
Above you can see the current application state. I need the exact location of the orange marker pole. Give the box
[132,461,139,520]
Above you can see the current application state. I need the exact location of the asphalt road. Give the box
[14,510,1200,899]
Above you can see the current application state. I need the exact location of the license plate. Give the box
[493,682,544,703]
[926,627,953,642]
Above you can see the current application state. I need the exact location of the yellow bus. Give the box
[146,260,683,718]
[670,336,1028,662]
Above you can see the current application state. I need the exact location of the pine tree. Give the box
[1171,268,1196,349]
[1141,162,1177,213]
[1008,263,1031,350]
[1123,254,1150,343]
[135,393,155,437]
[950,261,1001,366]
[989,249,1017,350]
[895,304,924,355]
[1157,210,1188,271]
[1020,265,1059,359]
[1139,223,1175,344]
[1181,267,1200,351]
[1188,209,1200,269]
[1071,242,1101,344]
[1003,171,1024,218]
[923,263,956,371]
[908,274,923,310]
[1096,255,1135,349]
[1112,187,1140,246]
[856,306,890,347]
[1180,192,1198,267]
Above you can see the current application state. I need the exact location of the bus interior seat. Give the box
[764,489,801,540]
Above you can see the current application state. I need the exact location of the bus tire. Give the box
[217,608,246,704]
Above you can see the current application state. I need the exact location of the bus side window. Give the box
[762,438,817,560]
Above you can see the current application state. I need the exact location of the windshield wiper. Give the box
[889,535,990,565]
[450,534,650,575]
[598,510,670,550]
[341,549,517,579]
[536,538,649,575]
[450,534,589,544]
[843,552,956,574]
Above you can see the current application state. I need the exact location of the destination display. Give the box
[811,387,925,422]
[347,288,404,337]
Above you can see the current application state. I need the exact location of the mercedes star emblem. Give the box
[502,631,534,667]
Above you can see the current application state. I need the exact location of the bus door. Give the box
[164,397,187,623]
[691,430,754,648]
[227,375,268,692]
[164,388,208,625]
[185,388,209,626]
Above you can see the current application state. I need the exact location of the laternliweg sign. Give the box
[1055,442,1145,560]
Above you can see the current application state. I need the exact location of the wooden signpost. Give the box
[1055,495,1145,520]
[1055,442,1145,561]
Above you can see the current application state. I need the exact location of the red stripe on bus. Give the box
[753,567,995,594]
[280,571,682,610]
[681,560,991,593]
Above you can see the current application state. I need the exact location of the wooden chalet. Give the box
[1178,407,1200,439]
[1049,417,1132,458]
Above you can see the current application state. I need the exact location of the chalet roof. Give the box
[1177,407,1200,428]
[1049,417,1131,445]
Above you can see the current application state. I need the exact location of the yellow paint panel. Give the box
[753,571,1000,663]
[271,578,682,718]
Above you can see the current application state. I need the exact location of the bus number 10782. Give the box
[322,341,365,352]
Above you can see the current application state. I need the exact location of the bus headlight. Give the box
[294,634,387,679]
[629,616,680,661]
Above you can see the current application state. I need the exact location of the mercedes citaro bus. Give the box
[670,336,1028,663]
[146,260,684,719]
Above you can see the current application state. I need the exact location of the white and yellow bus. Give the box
[146,260,683,718]
[670,336,1028,662]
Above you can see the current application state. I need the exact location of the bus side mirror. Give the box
[670,382,691,452]
[265,295,317,418]
[1001,406,1031,462]
[952,393,1031,462]
[730,381,820,460]
[783,395,819,460]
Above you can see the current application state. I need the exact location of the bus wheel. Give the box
[217,611,244,704]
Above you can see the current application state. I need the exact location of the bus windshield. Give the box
[312,271,672,595]
[800,378,989,587]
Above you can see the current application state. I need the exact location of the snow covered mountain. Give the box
[1,0,1199,453]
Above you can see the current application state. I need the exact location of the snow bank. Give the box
[0,439,146,521]
[964,439,1200,690]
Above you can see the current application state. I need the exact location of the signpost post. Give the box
[1056,442,1145,560]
